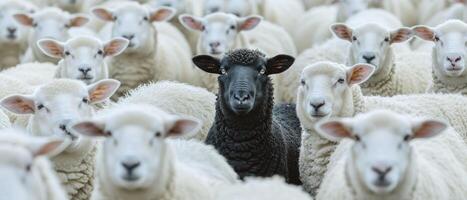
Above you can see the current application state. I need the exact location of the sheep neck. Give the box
[361,48,395,87]
[345,149,417,200]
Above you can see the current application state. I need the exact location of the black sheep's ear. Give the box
[265,55,295,75]
[192,55,221,74]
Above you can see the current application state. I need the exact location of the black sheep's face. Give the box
[192,52,295,115]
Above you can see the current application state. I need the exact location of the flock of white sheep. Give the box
[0,0,465,200]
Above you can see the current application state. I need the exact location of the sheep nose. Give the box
[59,119,72,131]
[122,160,141,173]
[372,165,392,179]
[447,55,462,66]
[233,93,251,104]
[79,68,91,75]
[310,101,325,111]
[122,34,134,41]
[362,53,376,63]
[7,27,16,34]
[209,41,221,48]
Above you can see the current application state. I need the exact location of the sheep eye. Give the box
[113,16,117,21]
[355,135,361,142]
[230,25,236,30]
[82,98,89,103]
[25,164,32,172]
[143,16,149,21]
[32,23,38,28]
[37,104,44,110]
[403,134,411,141]
[259,68,266,75]
[97,50,103,55]
[155,132,161,137]
[300,80,305,86]
[64,51,70,56]
[337,78,345,84]
[384,37,389,42]
[352,36,357,41]
[64,24,70,28]
[106,131,112,136]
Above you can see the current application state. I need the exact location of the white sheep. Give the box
[0,62,57,86]
[117,81,216,141]
[330,10,432,96]
[214,176,313,200]
[315,110,467,200]
[37,36,129,85]
[179,12,296,96]
[0,0,37,69]
[34,0,87,13]
[292,0,371,52]
[70,105,238,200]
[0,78,121,200]
[0,129,68,200]
[297,61,467,196]
[415,0,454,24]
[14,7,90,64]
[425,1,466,26]
[413,20,467,95]
[92,2,196,99]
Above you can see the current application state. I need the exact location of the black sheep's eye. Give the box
[337,78,345,84]
[155,132,161,137]
[64,51,70,56]
[106,131,112,136]
[97,50,103,55]
[143,16,149,21]
[230,25,236,30]
[82,98,89,103]
[434,36,440,42]
[32,23,38,28]
[25,164,32,172]
[355,135,361,142]
[403,134,411,141]
[300,80,305,86]
[352,36,357,41]
[384,37,389,42]
[113,16,117,21]
[37,104,44,110]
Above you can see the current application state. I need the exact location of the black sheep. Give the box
[192,49,302,185]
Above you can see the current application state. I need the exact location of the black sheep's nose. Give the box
[7,27,16,34]
[122,34,134,41]
[122,161,140,173]
[362,54,376,63]
[234,93,251,103]
[79,68,91,75]
[310,102,325,111]
[372,165,392,179]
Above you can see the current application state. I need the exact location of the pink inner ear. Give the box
[72,122,106,137]
[414,120,447,139]
[35,141,62,156]
[104,39,127,56]
[320,121,352,139]
[41,41,63,57]
[92,8,113,21]
[332,25,352,41]
[14,14,33,26]
[182,16,203,31]
[239,17,260,31]
[1,96,35,114]
[391,29,412,43]
[70,16,89,27]
[151,9,173,22]
[413,27,434,41]
[348,65,372,85]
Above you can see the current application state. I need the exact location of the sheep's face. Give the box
[0,133,63,200]
[192,51,294,115]
[332,23,413,74]
[92,5,175,53]
[0,1,35,44]
[180,13,261,56]
[0,79,120,151]
[37,36,128,84]
[71,106,200,190]
[337,0,370,19]
[203,0,225,15]
[413,20,467,77]
[297,62,374,123]
[316,110,447,195]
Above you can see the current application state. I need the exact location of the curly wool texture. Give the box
[117,81,216,141]
[317,126,467,200]
[206,49,302,184]
[53,148,96,200]
[428,71,467,95]
[1,62,57,86]
[280,39,349,103]
[300,86,467,196]
[214,176,313,200]
[0,74,34,126]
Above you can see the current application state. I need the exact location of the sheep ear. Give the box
[331,23,353,42]
[37,39,65,59]
[238,15,262,31]
[192,55,222,74]
[412,119,447,139]
[87,79,121,103]
[346,64,375,85]
[412,25,435,41]
[30,139,65,157]
[390,28,413,44]
[92,7,114,21]
[179,14,204,31]
[316,119,353,142]
[266,54,295,75]
[0,95,35,115]
[13,13,34,27]
[71,121,108,137]
[104,37,129,57]
[166,117,201,138]
[150,7,175,22]
[70,15,89,27]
